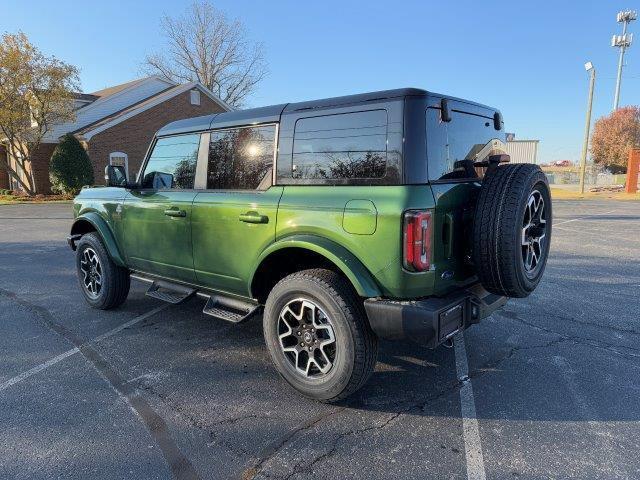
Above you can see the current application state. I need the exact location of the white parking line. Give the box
[455,333,487,480]
[553,209,616,226]
[0,305,168,393]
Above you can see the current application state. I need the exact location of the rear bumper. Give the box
[364,284,507,348]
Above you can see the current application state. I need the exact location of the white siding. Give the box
[43,77,176,142]
[505,140,539,164]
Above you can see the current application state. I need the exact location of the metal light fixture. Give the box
[612,10,636,110]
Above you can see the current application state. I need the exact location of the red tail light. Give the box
[403,210,432,271]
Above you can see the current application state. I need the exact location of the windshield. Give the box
[426,107,506,181]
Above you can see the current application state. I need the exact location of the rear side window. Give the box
[141,134,200,189]
[207,125,276,190]
[292,110,387,180]
[426,108,504,181]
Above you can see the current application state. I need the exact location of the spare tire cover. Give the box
[472,164,552,298]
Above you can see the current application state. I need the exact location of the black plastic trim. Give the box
[364,284,507,348]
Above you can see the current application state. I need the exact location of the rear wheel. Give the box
[473,164,552,298]
[75,232,130,309]
[263,269,377,402]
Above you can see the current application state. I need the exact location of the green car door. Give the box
[191,124,281,296]
[121,133,203,283]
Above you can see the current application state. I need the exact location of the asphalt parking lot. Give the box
[1,199,639,480]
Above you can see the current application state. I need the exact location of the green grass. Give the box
[550,187,640,201]
[0,194,73,205]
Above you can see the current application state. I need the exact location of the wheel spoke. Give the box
[522,190,547,275]
[525,246,533,270]
[277,298,336,379]
[522,225,531,246]
[79,247,102,298]
[316,347,333,372]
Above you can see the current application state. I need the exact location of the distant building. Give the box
[505,140,539,164]
[0,76,230,193]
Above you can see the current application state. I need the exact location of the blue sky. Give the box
[1,0,638,164]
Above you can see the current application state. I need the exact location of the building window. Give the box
[109,152,129,180]
[190,89,201,106]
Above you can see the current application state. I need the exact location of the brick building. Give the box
[1,76,229,193]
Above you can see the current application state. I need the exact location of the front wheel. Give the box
[263,269,377,402]
[75,232,130,309]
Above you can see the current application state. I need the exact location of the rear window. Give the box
[292,110,387,180]
[426,107,504,181]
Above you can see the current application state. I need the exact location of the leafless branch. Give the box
[143,1,267,108]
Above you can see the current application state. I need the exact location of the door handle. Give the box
[239,212,268,224]
[164,208,187,218]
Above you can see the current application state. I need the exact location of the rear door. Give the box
[426,102,505,294]
[121,133,204,283]
[191,124,282,297]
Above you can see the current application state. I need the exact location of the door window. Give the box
[207,125,276,190]
[292,110,387,180]
[141,134,200,189]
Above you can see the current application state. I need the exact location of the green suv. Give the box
[68,88,551,401]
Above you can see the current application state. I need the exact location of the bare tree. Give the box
[0,32,79,195]
[145,1,267,108]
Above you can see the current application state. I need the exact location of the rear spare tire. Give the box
[473,164,552,298]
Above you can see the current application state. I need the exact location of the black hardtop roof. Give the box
[156,88,496,137]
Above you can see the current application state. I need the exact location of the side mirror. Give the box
[105,165,127,187]
[152,172,173,189]
[141,171,174,189]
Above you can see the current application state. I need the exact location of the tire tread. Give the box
[264,268,377,402]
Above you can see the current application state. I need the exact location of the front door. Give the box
[191,124,281,297]
[121,133,203,283]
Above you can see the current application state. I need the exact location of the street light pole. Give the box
[579,63,596,195]
[612,10,636,110]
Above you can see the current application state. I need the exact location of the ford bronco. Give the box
[68,88,551,401]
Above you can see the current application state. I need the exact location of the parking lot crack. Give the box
[240,407,345,480]
[279,413,402,480]
[498,309,640,359]
[469,337,569,379]
[272,387,463,480]
[140,383,260,457]
[521,306,640,337]
[0,287,201,480]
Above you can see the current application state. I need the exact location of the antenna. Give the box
[612,10,636,110]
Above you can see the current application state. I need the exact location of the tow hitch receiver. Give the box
[439,303,464,342]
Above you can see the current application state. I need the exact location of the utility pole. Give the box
[612,10,636,110]
[579,62,596,195]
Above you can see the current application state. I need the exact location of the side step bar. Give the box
[145,280,196,305]
[202,295,261,324]
[133,274,260,324]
